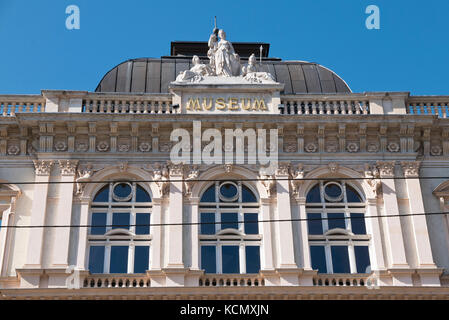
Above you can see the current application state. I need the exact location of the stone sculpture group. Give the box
[176,29,275,83]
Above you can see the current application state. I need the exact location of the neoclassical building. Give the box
[1,32,449,300]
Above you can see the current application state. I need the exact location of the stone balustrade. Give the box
[407,96,449,118]
[0,96,46,116]
[280,95,370,115]
[2,92,449,118]
[82,93,175,114]
[312,273,370,287]
[199,274,265,287]
[82,274,151,288]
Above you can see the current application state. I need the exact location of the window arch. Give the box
[88,182,152,274]
[306,180,371,274]
[199,181,261,274]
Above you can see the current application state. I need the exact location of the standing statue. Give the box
[210,29,241,77]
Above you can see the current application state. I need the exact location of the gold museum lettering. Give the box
[185,97,268,111]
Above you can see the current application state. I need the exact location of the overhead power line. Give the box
[1,175,449,186]
[1,211,448,229]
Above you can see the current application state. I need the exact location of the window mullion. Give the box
[239,243,245,274]
[348,243,357,273]
[325,243,333,273]
[128,243,135,274]
[216,242,222,274]
[104,244,111,273]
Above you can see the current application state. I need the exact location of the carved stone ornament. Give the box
[430,145,442,156]
[284,143,297,153]
[326,143,338,153]
[290,163,304,197]
[376,161,395,177]
[159,142,172,153]
[7,145,20,155]
[224,164,233,173]
[152,163,169,197]
[54,141,67,152]
[33,160,54,176]
[184,165,199,196]
[97,141,109,152]
[76,142,88,152]
[387,142,400,153]
[276,162,290,176]
[118,144,130,152]
[401,161,421,178]
[259,169,275,197]
[364,163,381,196]
[75,164,94,195]
[346,142,359,153]
[367,143,379,153]
[139,142,152,152]
[58,160,79,176]
[328,162,339,173]
[305,143,318,153]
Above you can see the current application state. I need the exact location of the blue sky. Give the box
[0,0,448,95]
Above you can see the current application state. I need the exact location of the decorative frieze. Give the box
[58,160,79,176]
[33,160,54,176]
[275,162,290,176]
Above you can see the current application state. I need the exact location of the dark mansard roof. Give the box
[95,41,351,94]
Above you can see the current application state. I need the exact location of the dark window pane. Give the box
[112,212,130,229]
[110,246,128,273]
[351,213,366,235]
[324,183,343,199]
[242,185,257,202]
[93,185,109,202]
[310,246,327,274]
[201,212,216,235]
[91,213,107,235]
[327,213,346,230]
[136,213,150,235]
[355,246,371,273]
[201,185,216,202]
[134,246,149,273]
[306,185,321,203]
[307,213,323,235]
[113,183,132,200]
[245,246,260,273]
[331,246,350,273]
[89,246,105,274]
[346,185,362,202]
[136,185,151,202]
[221,212,238,230]
[201,246,216,273]
[222,246,240,274]
[220,183,238,199]
[244,213,258,234]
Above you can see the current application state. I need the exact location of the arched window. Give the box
[199,181,260,274]
[88,182,152,274]
[306,180,371,274]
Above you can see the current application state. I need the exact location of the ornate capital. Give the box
[401,161,421,178]
[33,160,54,176]
[58,160,79,176]
[376,161,395,178]
[167,161,184,177]
[259,169,275,197]
[275,161,290,176]
[364,163,381,197]
[290,163,304,199]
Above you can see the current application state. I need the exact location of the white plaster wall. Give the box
[0,166,34,276]
[420,165,449,273]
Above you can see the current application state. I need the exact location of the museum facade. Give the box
[0,31,449,299]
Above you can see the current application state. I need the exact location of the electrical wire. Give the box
[1,175,449,185]
[1,211,448,229]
